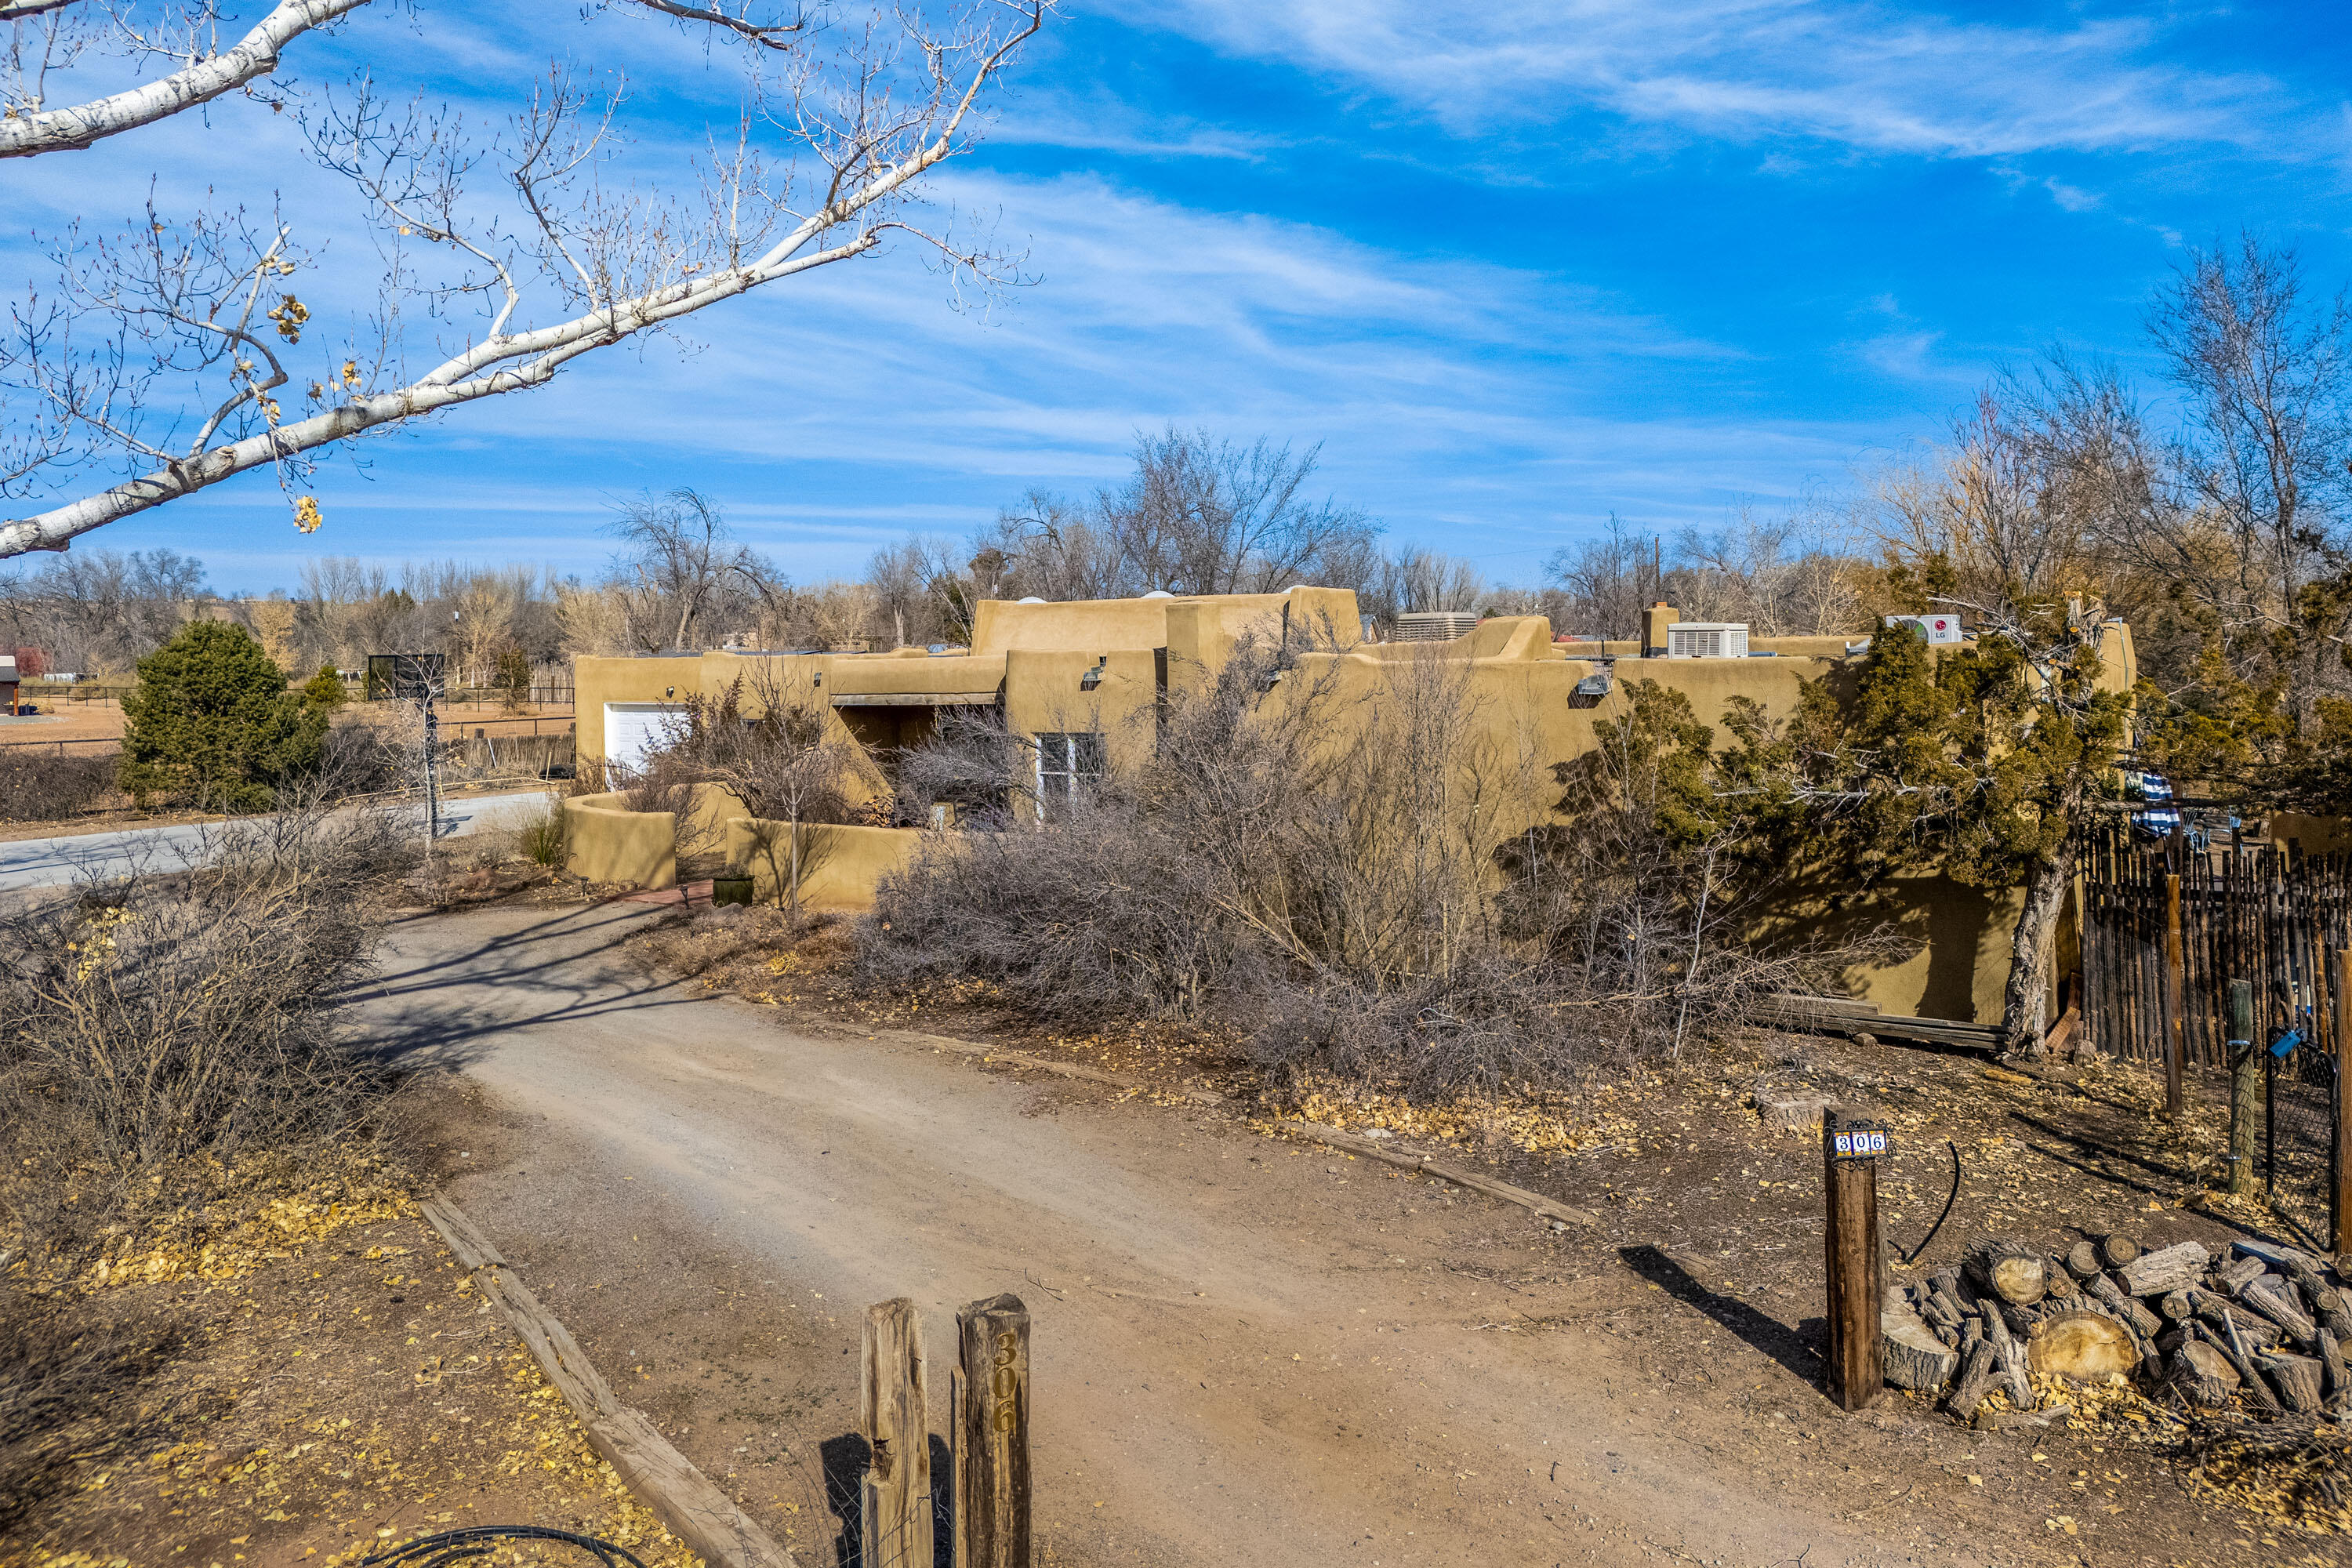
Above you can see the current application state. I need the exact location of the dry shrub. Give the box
[0,794,412,1262]
[0,751,119,822]
[630,903,851,990]
[862,637,1879,1097]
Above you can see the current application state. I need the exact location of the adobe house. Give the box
[571,586,2136,1028]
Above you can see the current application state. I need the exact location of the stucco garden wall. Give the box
[727,818,924,911]
[561,790,677,889]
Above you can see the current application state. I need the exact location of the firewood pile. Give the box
[1886,1232,2352,1425]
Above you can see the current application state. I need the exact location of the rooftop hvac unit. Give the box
[1395,612,1479,642]
[1883,612,1963,645]
[1665,622,1748,659]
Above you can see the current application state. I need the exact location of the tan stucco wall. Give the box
[728,818,924,911]
[562,791,677,889]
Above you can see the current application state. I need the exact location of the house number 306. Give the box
[991,1331,1022,1432]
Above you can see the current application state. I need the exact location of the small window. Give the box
[1034,731,1105,818]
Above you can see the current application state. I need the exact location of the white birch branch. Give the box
[0,0,370,159]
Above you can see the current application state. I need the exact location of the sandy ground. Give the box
[350,902,2320,1568]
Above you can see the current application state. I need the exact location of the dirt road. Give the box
[361,905,2099,1568]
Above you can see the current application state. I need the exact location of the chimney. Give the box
[1641,601,1679,659]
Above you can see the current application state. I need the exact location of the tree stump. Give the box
[1966,1239,2049,1306]
[2025,1310,2139,1381]
[2119,1242,2208,1298]
[2264,1352,2325,1414]
[2167,1340,2240,1409]
[1883,1305,1960,1392]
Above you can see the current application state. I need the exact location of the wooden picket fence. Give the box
[2079,826,2352,1069]
[2079,823,2349,1247]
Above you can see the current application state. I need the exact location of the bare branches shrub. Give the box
[0,751,118,822]
[862,637,1893,1097]
[0,797,410,1260]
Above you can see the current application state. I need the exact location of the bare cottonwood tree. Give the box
[0,0,1051,557]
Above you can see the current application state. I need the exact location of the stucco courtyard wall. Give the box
[727,818,924,912]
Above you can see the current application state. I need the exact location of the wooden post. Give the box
[2230,978,2260,1198]
[2337,949,2352,1261]
[862,1299,931,1568]
[954,1294,1031,1568]
[2165,873,2187,1116]
[1821,1108,1885,1413]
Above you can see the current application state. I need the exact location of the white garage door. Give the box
[604,702,684,772]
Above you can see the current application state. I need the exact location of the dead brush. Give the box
[861,638,1896,1101]
[0,793,410,1263]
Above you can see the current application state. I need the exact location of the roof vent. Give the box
[1017,596,1047,604]
[1141,590,1175,600]
[1394,612,1479,643]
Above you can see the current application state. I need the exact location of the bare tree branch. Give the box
[0,0,372,159]
[617,0,807,50]
[0,0,1051,556]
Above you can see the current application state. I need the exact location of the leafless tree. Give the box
[0,544,208,673]
[0,0,1051,556]
[652,666,855,918]
[608,489,764,652]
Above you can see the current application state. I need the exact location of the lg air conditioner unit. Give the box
[1883,612,1963,645]
[1664,622,1748,659]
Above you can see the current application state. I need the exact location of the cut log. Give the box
[2237,1276,2318,1349]
[1945,1338,2001,1420]
[2025,1310,2140,1381]
[1965,1239,2049,1306]
[2096,1232,2141,1270]
[1883,1305,1961,1392]
[2237,1242,2352,1340]
[2215,1256,2267,1291]
[2043,1261,2084,1305]
[2118,1241,2209,1298]
[2167,1340,2240,1409]
[2063,1241,2102,1283]
[1929,1276,1971,1333]
[2320,1328,2348,1401]
[2233,1237,2327,1277]
[2310,1287,2352,1346]
[2187,1288,2284,1350]
[1982,1293,2035,1413]
[2263,1352,2325,1414]
[2208,1313,2285,1416]
[2083,1271,2161,1338]
[2158,1290,2194,1324]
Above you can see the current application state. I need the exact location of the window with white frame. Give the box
[1033,731,1105,818]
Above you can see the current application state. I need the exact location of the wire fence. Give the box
[2269,1044,2339,1253]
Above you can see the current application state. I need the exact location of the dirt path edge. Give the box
[417,1192,798,1568]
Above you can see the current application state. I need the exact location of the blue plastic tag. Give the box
[2272,1029,2304,1059]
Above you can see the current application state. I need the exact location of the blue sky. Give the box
[6,0,2350,593]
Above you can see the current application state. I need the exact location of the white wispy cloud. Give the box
[1114,0,2301,161]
